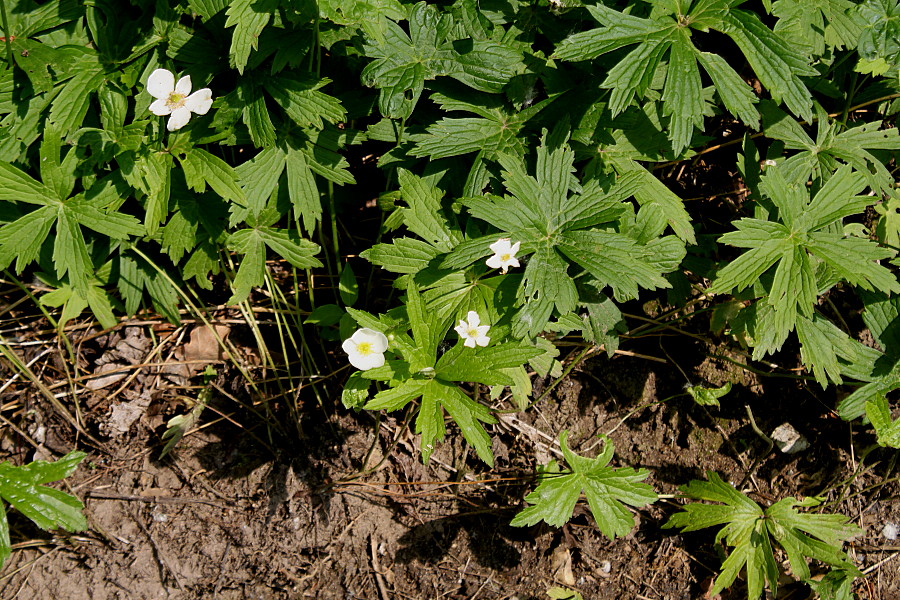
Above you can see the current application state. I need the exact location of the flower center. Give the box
[356,341,373,355]
[500,253,511,261]
[166,92,186,110]
[467,328,479,338]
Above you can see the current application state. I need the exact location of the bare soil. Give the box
[1,315,900,600]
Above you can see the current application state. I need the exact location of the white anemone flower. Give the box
[146,68,213,131]
[454,311,490,348]
[342,328,389,370]
[486,238,520,274]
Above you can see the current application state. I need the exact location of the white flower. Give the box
[146,68,213,131]
[342,328,389,370]
[486,238,520,274]
[454,311,490,348]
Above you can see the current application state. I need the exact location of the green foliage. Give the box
[510,431,657,539]
[554,0,818,154]
[0,451,88,569]
[349,281,542,466]
[0,2,898,594]
[866,395,900,447]
[687,382,732,407]
[711,164,898,384]
[160,366,217,458]
[665,473,860,600]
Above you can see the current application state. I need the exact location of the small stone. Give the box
[771,423,809,454]
[597,560,612,578]
[883,522,898,541]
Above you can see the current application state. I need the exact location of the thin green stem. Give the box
[0,0,13,70]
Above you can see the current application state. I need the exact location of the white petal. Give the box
[506,257,520,269]
[184,88,213,115]
[166,107,192,131]
[341,338,358,354]
[463,337,477,348]
[509,241,521,254]
[489,238,512,254]
[486,254,503,269]
[146,69,175,99]
[175,75,192,96]
[148,98,172,116]
[465,311,480,327]
[349,351,385,370]
[352,328,388,352]
[476,335,490,347]
[454,323,467,337]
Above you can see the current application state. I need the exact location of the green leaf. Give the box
[772,0,863,56]
[339,263,359,306]
[511,431,657,538]
[180,149,245,206]
[361,2,456,119]
[285,147,322,235]
[723,10,817,122]
[160,368,215,459]
[116,252,180,324]
[866,395,900,447]
[425,381,496,466]
[436,341,543,386]
[664,472,860,599]
[235,146,286,217]
[342,372,371,410]
[226,228,321,304]
[361,237,443,274]
[225,0,278,73]
[554,1,814,149]
[264,74,346,128]
[0,207,56,273]
[857,0,900,73]
[0,163,58,205]
[395,169,461,251]
[53,207,92,288]
[687,382,732,407]
[0,451,88,569]
[48,66,105,136]
[607,157,696,244]
[763,103,900,191]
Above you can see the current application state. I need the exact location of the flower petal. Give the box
[175,75,192,96]
[465,311,480,327]
[351,328,388,352]
[184,88,213,115]
[509,241,521,254]
[489,238,510,254]
[341,338,357,354]
[148,98,172,116]
[486,255,503,269]
[476,335,490,347]
[463,337,477,348]
[350,351,385,370]
[361,329,389,352]
[146,69,175,99]
[166,107,192,131]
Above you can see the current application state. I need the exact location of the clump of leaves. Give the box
[0,451,88,568]
[348,281,542,466]
[510,431,657,540]
[664,472,861,600]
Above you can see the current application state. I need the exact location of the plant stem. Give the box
[0,0,12,70]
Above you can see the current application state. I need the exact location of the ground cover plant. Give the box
[0,0,899,597]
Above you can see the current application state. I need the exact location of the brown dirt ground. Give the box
[1,318,900,600]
